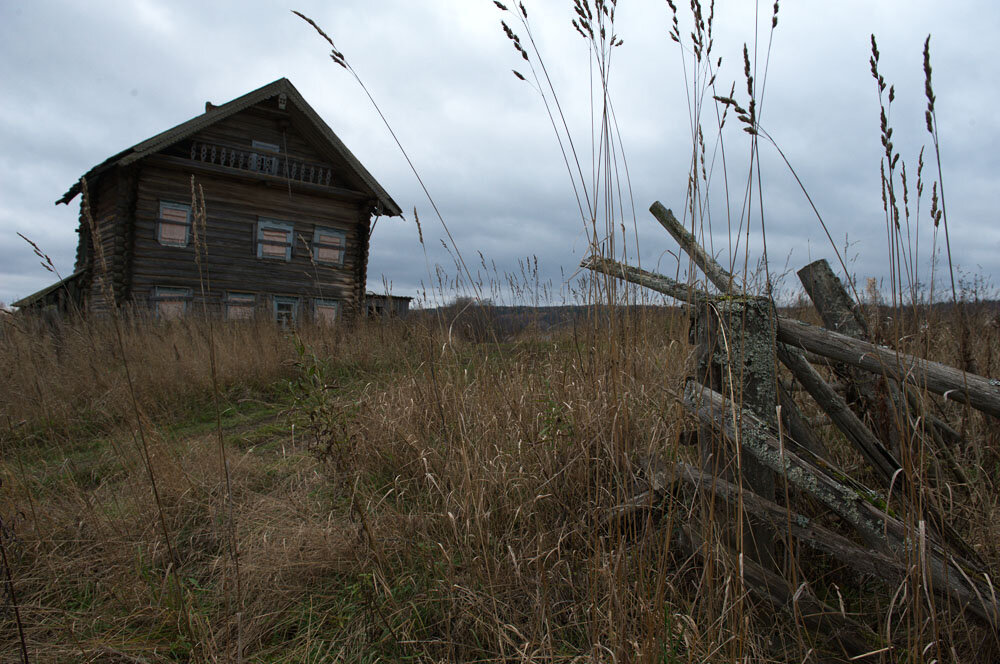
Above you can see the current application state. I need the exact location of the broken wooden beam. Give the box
[797,259,869,337]
[775,317,1000,419]
[649,202,737,294]
[776,342,901,484]
[579,255,704,304]
[683,380,998,629]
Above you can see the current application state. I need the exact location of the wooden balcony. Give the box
[187,140,337,188]
[150,140,368,202]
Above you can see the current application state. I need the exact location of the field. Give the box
[2,299,999,662]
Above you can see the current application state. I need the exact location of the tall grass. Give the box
[1,312,302,442]
[4,299,996,661]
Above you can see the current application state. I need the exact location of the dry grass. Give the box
[2,301,998,662]
[0,309,703,662]
[0,313,308,442]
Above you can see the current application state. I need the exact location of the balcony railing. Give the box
[187,140,336,187]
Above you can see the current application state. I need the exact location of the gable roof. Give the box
[57,78,401,216]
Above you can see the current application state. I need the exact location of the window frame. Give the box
[250,140,280,175]
[156,201,192,248]
[313,298,341,325]
[256,219,293,261]
[312,226,347,267]
[150,286,192,320]
[251,139,281,153]
[273,295,299,328]
[225,292,256,321]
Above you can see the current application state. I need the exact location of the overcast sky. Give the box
[2,0,998,308]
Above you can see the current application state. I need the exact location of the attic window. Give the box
[151,286,191,320]
[157,202,191,247]
[257,219,293,261]
[249,141,280,175]
[251,140,280,153]
[312,227,346,266]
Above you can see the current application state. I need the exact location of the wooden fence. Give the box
[585,200,1000,656]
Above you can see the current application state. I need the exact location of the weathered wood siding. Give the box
[196,106,327,164]
[67,90,387,322]
[83,170,121,314]
[128,159,369,319]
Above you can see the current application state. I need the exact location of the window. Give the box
[250,140,280,175]
[314,298,340,325]
[157,202,191,247]
[226,292,255,320]
[252,140,280,153]
[151,286,191,320]
[257,219,293,261]
[312,226,346,266]
[273,296,299,327]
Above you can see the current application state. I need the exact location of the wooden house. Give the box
[14,78,401,324]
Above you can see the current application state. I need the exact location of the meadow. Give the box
[1,296,999,662]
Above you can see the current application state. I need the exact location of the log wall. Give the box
[68,95,384,322]
[83,170,121,314]
[128,159,369,320]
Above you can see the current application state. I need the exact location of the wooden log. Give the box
[776,317,1000,419]
[581,255,1000,419]
[684,381,998,628]
[579,256,704,304]
[797,259,868,337]
[692,296,778,570]
[776,343,901,484]
[686,380,896,549]
[649,202,737,294]
[678,523,877,660]
[675,461,901,581]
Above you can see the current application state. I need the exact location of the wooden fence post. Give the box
[797,259,903,456]
[692,295,778,570]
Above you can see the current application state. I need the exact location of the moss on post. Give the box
[691,294,778,571]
